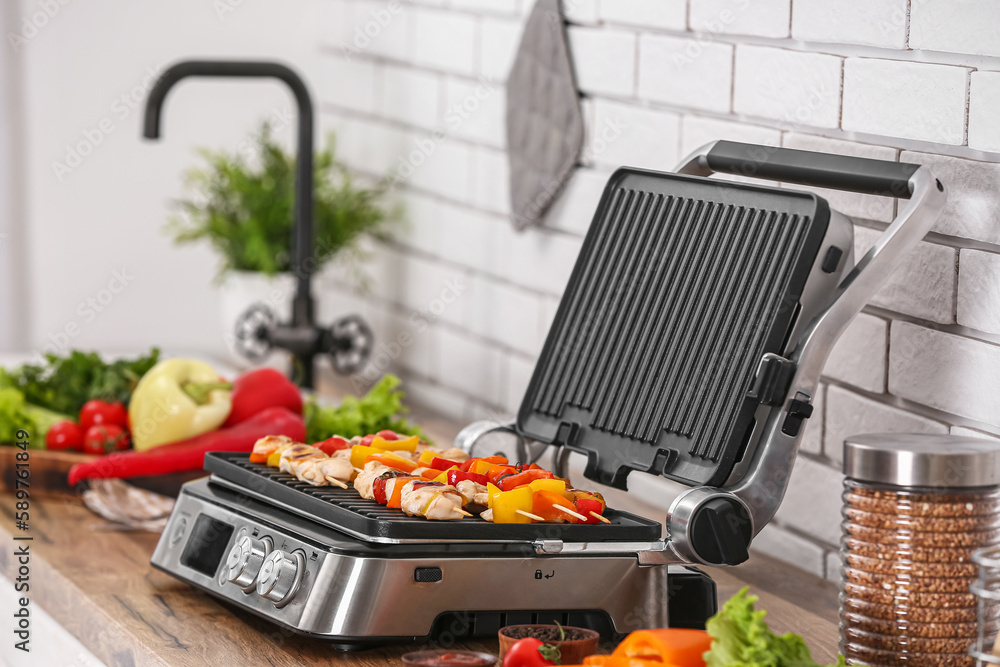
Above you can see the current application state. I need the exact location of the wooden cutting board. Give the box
[0,447,94,495]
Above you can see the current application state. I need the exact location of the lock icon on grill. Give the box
[534,570,542,579]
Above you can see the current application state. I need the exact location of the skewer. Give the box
[516,509,545,522]
[554,504,588,521]
[324,476,349,489]
[455,508,473,517]
[590,511,611,524]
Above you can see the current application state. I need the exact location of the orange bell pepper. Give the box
[386,476,420,508]
[612,629,712,666]
[532,490,581,522]
[584,657,663,667]
[365,452,417,473]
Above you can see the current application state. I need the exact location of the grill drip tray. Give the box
[204,452,662,544]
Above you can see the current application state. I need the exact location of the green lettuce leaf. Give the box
[704,588,846,667]
[303,374,426,443]
[0,388,42,448]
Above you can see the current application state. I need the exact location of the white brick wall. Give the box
[842,59,968,145]
[317,0,1000,581]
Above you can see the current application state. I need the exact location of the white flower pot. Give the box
[218,271,296,369]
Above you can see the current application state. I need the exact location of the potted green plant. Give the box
[167,124,398,360]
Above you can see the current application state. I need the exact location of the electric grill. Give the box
[151,141,946,649]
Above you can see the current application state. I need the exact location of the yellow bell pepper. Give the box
[491,485,534,523]
[473,460,494,475]
[350,445,380,469]
[128,359,232,451]
[529,478,567,494]
[418,449,438,465]
[372,434,419,452]
[433,470,449,483]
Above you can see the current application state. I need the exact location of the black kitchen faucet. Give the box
[143,59,372,389]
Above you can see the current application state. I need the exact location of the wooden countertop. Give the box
[0,488,841,666]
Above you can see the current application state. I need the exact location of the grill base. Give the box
[150,478,717,647]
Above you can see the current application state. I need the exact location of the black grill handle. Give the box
[699,140,921,199]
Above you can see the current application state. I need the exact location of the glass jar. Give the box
[840,434,1000,667]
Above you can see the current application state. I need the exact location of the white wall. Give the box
[0,2,26,350]
[15,0,332,357]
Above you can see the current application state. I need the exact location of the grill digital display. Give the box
[180,514,234,577]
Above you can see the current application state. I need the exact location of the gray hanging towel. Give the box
[506,0,585,231]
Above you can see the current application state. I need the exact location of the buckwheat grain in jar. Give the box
[840,434,1000,667]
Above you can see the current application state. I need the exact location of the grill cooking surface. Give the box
[205,453,662,543]
[519,168,828,489]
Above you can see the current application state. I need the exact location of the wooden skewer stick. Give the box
[324,476,349,489]
[516,509,546,522]
[590,511,611,524]
[554,504,588,521]
[455,508,473,517]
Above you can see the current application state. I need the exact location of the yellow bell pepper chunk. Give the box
[492,485,534,524]
[350,445,380,469]
[473,460,494,475]
[266,450,283,467]
[529,479,567,494]
[372,435,419,452]
[418,449,438,465]
[487,482,502,505]
[432,470,449,483]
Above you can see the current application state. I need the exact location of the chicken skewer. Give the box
[287,456,354,488]
[398,480,471,521]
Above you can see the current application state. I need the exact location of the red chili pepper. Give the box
[429,456,460,471]
[68,407,305,485]
[223,368,303,427]
[447,470,489,486]
[497,469,554,491]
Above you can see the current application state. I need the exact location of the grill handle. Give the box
[681,140,922,197]
[667,140,947,567]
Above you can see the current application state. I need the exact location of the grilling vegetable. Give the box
[68,406,305,485]
[612,629,713,666]
[223,367,302,426]
[303,374,424,443]
[79,399,128,431]
[128,359,233,451]
[0,348,160,417]
[704,588,846,667]
[0,388,42,447]
[45,420,85,451]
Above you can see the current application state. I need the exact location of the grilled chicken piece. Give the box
[455,480,488,506]
[290,456,355,487]
[480,508,494,522]
[353,461,390,499]
[399,481,466,520]
[251,435,294,460]
[278,445,326,474]
[422,447,469,462]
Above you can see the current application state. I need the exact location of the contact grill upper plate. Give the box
[518,168,829,488]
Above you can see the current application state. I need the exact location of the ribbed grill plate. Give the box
[518,169,828,488]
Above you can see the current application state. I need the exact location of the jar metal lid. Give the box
[843,433,1000,488]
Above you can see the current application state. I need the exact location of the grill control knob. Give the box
[257,550,303,606]
[226,535,271,590]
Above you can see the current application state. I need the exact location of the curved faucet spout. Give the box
[143,59,318,386]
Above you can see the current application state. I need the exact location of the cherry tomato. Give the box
[46,421,84,451]
[82,424,129,455]
[316,436,351,455]
[375,429,399,441]
[79,400,128,430]
[360,434,375,447]
[502,638,559,667]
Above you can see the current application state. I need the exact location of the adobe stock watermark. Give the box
[350,276,467,392]
[7,0,72,55]
[341,0,410,60]
[34,268,135,359]
[211,0,245,21]
[382,77,497,190]
[51,64,164,182]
